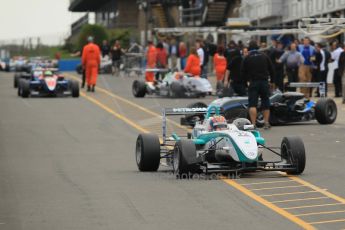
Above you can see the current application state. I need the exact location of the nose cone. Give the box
[45,77,57,91]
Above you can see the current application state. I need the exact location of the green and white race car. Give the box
[135,105,306,177]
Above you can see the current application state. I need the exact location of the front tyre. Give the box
[173,140,198,176]
[70,80,80,98]
[132,80,146,97]
[281,136,306,175]
[136,133,160,171]
[19,79,30,98]
[315,98,337,124]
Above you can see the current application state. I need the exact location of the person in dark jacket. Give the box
[271,41,285,91]
[101,40,111,57]
[241,40,275,129]
[224,48,246,96]
[110,40,124,76]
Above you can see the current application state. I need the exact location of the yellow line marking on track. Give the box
[271,197,329,204]
[239,180,294,186]
[80,92,149,134]
[251,185,307,191]
[295,210,345,217]
[223,179,315,230]
[308,218,345,225]
[261,191,319,197]
[70,73,345,230]
[285,175,345,205]
[68,74,187,130]
[284,203,344,210]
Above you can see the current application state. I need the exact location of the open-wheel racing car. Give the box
[181,90,337,127]
[132,69,213,98]
[135,105,306,177]
[17,69,79,98]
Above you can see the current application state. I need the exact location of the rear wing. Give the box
[164,107,208,115]
[162,106,221,144]
[288,82,326,97]
[145,68,170,73]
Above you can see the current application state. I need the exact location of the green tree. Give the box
[78,24,109,50]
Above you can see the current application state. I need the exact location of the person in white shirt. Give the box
[331,41,344,97]
[196,40,205,78]
[196,41,204,67]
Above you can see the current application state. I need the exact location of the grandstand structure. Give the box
[68,0,239,43]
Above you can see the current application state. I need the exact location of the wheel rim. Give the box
[136,139,142,165]
[173,147,180,173]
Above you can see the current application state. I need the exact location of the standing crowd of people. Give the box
[139,36,345,129]
[144,36,345,101]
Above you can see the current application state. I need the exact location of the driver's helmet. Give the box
[43,70,53,77]
[209,115,227,131]
[233,118,251,131]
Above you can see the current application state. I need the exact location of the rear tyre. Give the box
[281,136,306,175]
[19,79,30,98]
[14,74,20,88]
[170,82,184,98]
[70,80,80,98]
[76,64,83,74]
[173,140,198,176]
[136,133,160,172]
[17,80,22,96]
[315,98,337,124]
[132,80,146,97]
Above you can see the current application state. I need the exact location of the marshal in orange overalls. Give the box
[213,53,227,81]
[145,44,157,82]
[82,43,101,87]
[184,54,201,77]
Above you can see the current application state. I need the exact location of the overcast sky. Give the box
[0,0,83,44]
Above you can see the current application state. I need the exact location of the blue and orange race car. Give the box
[17,69,79,98]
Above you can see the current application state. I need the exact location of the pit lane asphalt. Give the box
[0,71,344,230]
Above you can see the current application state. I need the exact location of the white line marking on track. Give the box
[21,99,32,108]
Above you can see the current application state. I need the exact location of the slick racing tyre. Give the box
[14,74,20,88]
[136,133,160,172]
[70,80,80,98]
[173,140,199,176]
[76,64,83,74]
[315,98,337,124]
[281,136,306,175]
[170,82,185,98]
[19,79,30,98]
[132,80,146,97]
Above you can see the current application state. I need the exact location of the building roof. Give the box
[69,0,111,12]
